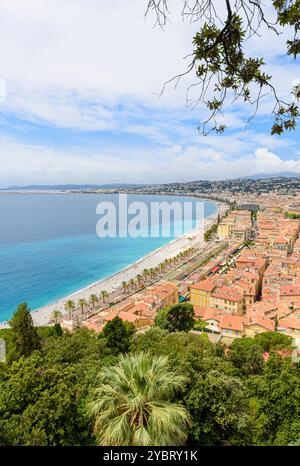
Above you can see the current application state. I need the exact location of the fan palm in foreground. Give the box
[89,352,190,446]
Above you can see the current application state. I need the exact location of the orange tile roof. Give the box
[82,320,104,333]
[98,310,118,321]
[280,285,300,296]
[193,306,206,318]
[245,317,275,332]
[278,318,300,330]
[212,285,243,302]
[202,309,222,322]
[190,278,216,292]
[118,311,142,323]
[219,315,244,331]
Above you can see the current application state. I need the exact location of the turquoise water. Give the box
[0,193,217,321]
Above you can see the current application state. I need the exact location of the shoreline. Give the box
[0,198,227,328]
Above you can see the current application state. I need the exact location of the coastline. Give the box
[0,198,227,328]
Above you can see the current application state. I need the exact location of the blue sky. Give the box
[0,0,299,187]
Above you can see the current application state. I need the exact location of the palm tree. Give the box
[77,298,87,315]
[129,278,135,290]
[64,300,75,319]
[51,309,62,324]
[89,294,98,309]
[136,274,143,287]
[122,281,128,294]
[100,290,109,304]
[89,353,190,446]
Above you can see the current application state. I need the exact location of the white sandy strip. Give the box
[0,202,227,328]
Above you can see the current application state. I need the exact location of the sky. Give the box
[0,0,299,187]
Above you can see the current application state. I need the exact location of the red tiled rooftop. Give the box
[190,278,216,292]
[245,317,275,332]
[278,318,300,330]
[212,286,243,302]
[219,315,244,331]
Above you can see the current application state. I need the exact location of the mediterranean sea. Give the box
[0,193,217,321]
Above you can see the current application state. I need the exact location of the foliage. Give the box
[53,323,63,337]
[132,329,233,385]
[204,223,217,241]
[186,369,248,445]
[246,354,300,445]
[254,331,293,352]
[228,338,264,375]
[145,0,300,135]
[0,354,88,445]
[42,327,110,365]
[193,319,208,331]
[0,317,300,446]
[89,352,190,446]
[285,211,300,219]
[8,303,40,361]
[155,303,195,333]
[102,316,135,354]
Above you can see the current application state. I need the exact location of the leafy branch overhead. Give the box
[145,0,300,135]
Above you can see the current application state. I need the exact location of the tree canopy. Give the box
[1,302,300,446]
[8,303,40,361]
[155,302,195,332]
[228,337,264,375]
[102,316,135,354]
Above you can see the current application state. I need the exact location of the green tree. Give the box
[102,316,135,354]
[89,352,190,446]
[274,420,300,446]
[64,300,75,319]
[77,298,88,315]
[247,354,300,445]
[129,278,135,289]
[155,303,195,333]
[145,0,300,135]
[51,309,62,324]
[136,274,143,287]
[204,224,218,241]
[186,369,248,445]
[9,303,40,359]
[0,353,88,446]
[100,290,109,304]
[131,327,231,386]
[53,323,63,337]
[228,338,264,375]
[89,294,98,309]
[254,331,293,352]
[41,328,112,369]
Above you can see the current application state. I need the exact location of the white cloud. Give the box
[253,147,300,173]
[0,0,196,120]
[0,0,297,130]
[1,136,300,187]
[0,0,299,185]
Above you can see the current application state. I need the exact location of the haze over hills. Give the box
[0,183,147,191]
[238,172,300,180]
[2,172,300,191]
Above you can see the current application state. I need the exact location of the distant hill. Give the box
[2,173,300,190]
[237,172,300,180]
[0,183,146,191]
